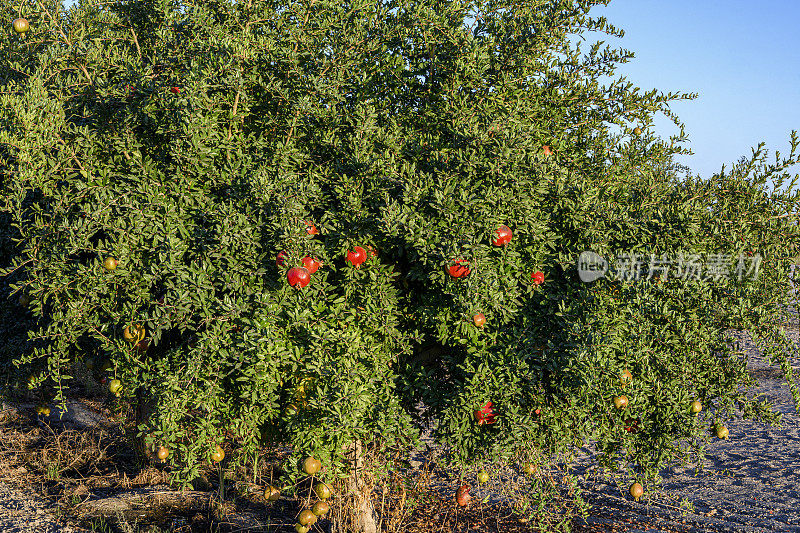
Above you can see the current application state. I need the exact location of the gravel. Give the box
[0,484,74,533]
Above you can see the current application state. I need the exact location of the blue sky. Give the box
[583,0,800,195]
[61,0,799,195]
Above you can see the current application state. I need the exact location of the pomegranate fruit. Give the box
[287,267,310,288]
[276,250,289,266]
[312,500,330,516]
[492,225,513,246]
[346,246,367,267]
[298,509,316,526]
[109,378,122,395]
[302,456,321,475]
[301,256,321,274]
[156,446,170,461]
[473,401,497,425]
[624,418,639,433]
[210,444,225,462]
[621,369,633,388]
[314,482,332,500]
[12,18,29,34]
[613,395,629,410]
[447,260,471,279]
[455,484,471,507]
[264,485,280,501]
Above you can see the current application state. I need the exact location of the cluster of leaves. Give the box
[1,0,799,518]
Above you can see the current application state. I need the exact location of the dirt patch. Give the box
[0,483,73,533]
[568,326,800,533]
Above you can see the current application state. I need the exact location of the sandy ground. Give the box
[570,324,800,533]
[0,473,74,533]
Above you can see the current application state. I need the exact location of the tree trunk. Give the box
[133,386,157,462]
[340,440,377,533]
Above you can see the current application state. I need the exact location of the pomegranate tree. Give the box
[1,1,798,532]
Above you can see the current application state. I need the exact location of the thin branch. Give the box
[130,27,141,59]
[227,87,241,142]
[35,0,71,46]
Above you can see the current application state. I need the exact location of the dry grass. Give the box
[0,406,167,496]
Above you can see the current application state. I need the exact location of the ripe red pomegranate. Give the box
[287,267,310,288]
[531,271,544,285]
[276,251,288,267]
[302,256,321,274]
[473,401,497,425]
[346,246,367,267]
[447,260,471,279]
[305,221,319,235]
[455,484,471,507]
[492,225,513,246]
